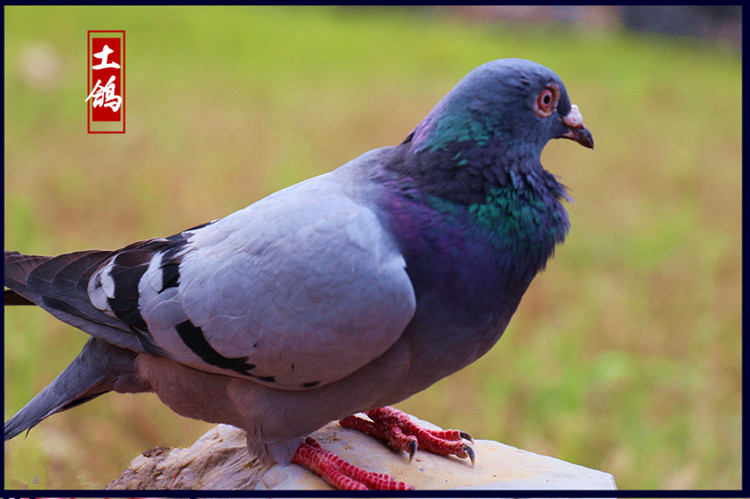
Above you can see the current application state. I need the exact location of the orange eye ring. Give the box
[534,85,559,118]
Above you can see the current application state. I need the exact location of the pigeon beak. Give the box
[560,104,594,149]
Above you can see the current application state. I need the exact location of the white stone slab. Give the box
[108,414,616,491]
[256,416,617,490]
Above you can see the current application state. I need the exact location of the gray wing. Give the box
[88,167,416,390]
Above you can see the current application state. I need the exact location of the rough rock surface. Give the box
[107,414,617,490]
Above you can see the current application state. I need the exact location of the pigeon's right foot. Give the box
[340,406,475,465]
[292,436,413,490]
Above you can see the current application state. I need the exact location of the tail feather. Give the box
[4,250,149,353]
[4,252,54,300]
[4,289,34,305]
[5,250,158,441]
[26,249,112,302]
[4,337,151,440]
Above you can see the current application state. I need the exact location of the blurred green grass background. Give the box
[4,6,741,490]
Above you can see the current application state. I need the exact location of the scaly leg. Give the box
[340,406,475,465]
[292,436,413,490]
[291,407,474,490]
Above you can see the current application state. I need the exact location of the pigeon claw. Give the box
[465,444,476,467]
[408,438,418,464]
[293,437,413,490]
[340,406,476,466]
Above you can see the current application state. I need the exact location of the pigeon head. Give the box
[392,59,593,204]
[411,58,593,155]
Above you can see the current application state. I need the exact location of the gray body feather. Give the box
[6,150,420,463]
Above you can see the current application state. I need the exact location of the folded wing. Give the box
[85,170,416,390]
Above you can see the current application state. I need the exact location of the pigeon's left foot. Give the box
[292,437,414,490]
[340,406,475,465]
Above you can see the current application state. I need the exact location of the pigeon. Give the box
[4,58,593,490]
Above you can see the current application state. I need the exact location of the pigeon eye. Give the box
[534,87,557,118]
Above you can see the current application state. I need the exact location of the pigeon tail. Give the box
[4,250,161,354]
[4,337,150,440]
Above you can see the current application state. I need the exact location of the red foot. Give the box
[340,406,475,465]
[292,436,413,490]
